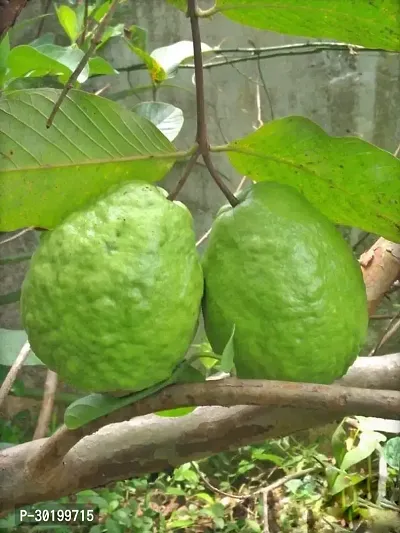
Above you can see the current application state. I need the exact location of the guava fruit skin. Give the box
[202,182,368,384]
[21,182,203,392]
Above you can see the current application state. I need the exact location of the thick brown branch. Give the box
[1,353,399,511]
[0,0,30,40]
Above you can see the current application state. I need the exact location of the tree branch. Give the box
[1,353,399,511]
[0,0,30,40]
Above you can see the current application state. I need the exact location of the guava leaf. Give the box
[151,40,213,78]
[383,437,400,469]
[88,56,118,76]
[0,329,43,366]
[133,102,184,141]
[6,45,89,85]
[227,116,400,242]
[55,5,79,43]
[64,359,204,429]
[219,325,236,374]
[124,39,167,83]
[126,25,147,51]
[205,0,400,51]
[0,88,177,231]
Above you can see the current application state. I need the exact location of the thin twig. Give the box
[184,0,239,207]
[187,0,208,149]
[94,84,111,96]
[78,0,90,47]
[248,39,274,122]
[195,175,247,247]
[117,42,390,75]
[0,342,31,409]
[254,466,321,496]
[372,317,400,356]
[394,141,400,158]
[33,371,59,440]
[168,149,201,201]
[46,0,120,128]
[370,314,397,320]
[0,227,33,246]
[202,152,239,207]
[36,0,52,38]
[369,309,400,356]
[262,491,270,533]
[190,462,245,500]
[352,231,371,250]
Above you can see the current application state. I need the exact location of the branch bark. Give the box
[0,0,30,40]
[0,353,399,511]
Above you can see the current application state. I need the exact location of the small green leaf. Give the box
[330,471,366,495]
[0,88,176,231]
[331,420,348,466]
[213,0,400,51]
[88,56,118,76]
[220,325,236,373]
[6,45,89,85]
[55,5,79,43]
[126,25,147,51]
[97,23,125,49]
[134,102,183,141]
[382,436,400,469]
[227,117,400,242]
[125,40,166,84]
[0,329,43,366]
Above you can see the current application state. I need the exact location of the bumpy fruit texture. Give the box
[21,182,203,392]
[203,182,368,384]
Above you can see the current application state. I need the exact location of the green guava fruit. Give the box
[21,182,203,393]
[202,182,368,384]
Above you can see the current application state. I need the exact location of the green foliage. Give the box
[0,89,177,230]
[227,117,400,242]
[167,0,400,51]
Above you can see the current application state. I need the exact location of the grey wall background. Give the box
[2,0,400,352]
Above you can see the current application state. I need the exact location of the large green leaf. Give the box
[0,329,43,366]
[226,116,400,242]
[0,88,177,230]
[6,45,89,85]
[209,1,400,51]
